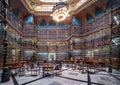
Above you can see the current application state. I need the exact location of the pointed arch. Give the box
[39,19,47,27]
[22,14,34,24]
[106,0,118,11]
[0,23,4,32]
[12,8,19,18]
[86,13,93,22]
[58,22,65,28]
[95,7,104,17]
[48,20,56,28]
[71,17,81,25]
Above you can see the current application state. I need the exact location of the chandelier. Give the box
[51,2,70,22]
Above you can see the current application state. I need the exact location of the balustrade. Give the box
[2,3,118,41]
[57,46,68,52]
[83,35,111,49]
[38,28,68,40]
[22,42,34,49]
[6,9,22,33]
[4,8,118,41]
[85,14,110,34]
[0,2,5,19]
[22,23,36,37]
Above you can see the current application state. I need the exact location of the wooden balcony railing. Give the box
[6,9,22,34]
[85,13,110,34]
[22,23,36,37]
[0,2,5,20]
[38,28,69,40]
[1,3,119,43]
[82,36,111,49]
[22,42,34,49]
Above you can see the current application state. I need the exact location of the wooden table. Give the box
[42,63,54,77]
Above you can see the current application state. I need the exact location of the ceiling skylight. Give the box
[21,0,97,15]
[36,5,53,11]
[40,0,67,2]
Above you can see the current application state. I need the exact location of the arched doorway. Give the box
[48,53,56,61]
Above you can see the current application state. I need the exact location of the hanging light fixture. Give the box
[51,1,70,22]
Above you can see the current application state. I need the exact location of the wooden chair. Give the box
[11,63,24,76]
[54,63,62,75]
[85,58,95,73]
[42,63,54,77]
[30,64,39,76]
[98,59,106,71]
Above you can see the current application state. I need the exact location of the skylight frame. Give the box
[39,0,67,3]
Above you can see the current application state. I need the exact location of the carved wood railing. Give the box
[57,46,68,52]
[1,2,118,40]
[38,28,69,40]
[22,23,36,37]
[6,9,22,34]
[22,41,34,49]
[85,13,110,34]
[37,45,48,52]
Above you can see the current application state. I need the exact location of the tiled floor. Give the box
[0,67,120,85]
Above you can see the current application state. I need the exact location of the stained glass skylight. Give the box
[39,0,67,3]
[21,0,97,15]
[36,5,53,11]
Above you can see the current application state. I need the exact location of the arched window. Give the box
[86,13,93,22]
[58,22,65,28]
[71,17,81,25]
[39,19,47,28]
[48,20,56,28]
[95,7,104,17]
[12,8,19,18]
[22,14,34,24]
[106,0,118,11]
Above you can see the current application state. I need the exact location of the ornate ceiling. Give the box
[21,0,97,16]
